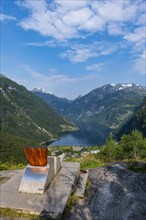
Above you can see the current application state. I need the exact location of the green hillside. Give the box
[33,84,146,129]
[0,75,77,143]
[0,132,34,166]
[116,96,146,139]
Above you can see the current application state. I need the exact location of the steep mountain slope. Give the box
[0,75,77,143]
[32,88,72,114]
[33,83,146,129]
[116,96,146,139]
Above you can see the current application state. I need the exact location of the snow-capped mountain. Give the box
[32,83,146,129]
[32,88,53,94]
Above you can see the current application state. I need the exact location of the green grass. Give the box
[0,208,38,220]
[85,179,90,191]
[0,163,26,171]
[89,146,100,151]
[65,154,105,169]
[128,161,146,173]
[63,194,83,217]
[0,208,61,220]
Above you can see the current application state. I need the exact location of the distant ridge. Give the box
[33,83,146,130]
[0,73,7,78]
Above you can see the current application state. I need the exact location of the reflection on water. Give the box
[50,123,111,146]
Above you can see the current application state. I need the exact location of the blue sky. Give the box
[1,0,146,99]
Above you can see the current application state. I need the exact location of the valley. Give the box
[1,1,146,218]
[1,76,146,220]
[32,83,146,145]
[1,74,146,169]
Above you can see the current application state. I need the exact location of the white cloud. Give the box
[92,1,124,22]
[63,7,93,27]
[17,0,145,41]
[22,65,49,81]
[19,0,79,40]
[107,22,123,36]
[80,14,105,32]
[54,0,88,12]
[86,63,105,71]
[23,64,100,86]
[124,26,145,43]
[22,64,103,99]
[100,47,117,56]
[48,67,58,74]
[25,39,58,47]
[124,26,146,53]
[60,42,118,63]
[136,13,146,25]
[0,13,16,22]
[60,46,97,63]
[18,0,145,71]
[133,50,146,75]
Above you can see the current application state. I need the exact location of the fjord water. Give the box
[50,123,111,146]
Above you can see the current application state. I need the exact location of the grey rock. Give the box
[67,163,146,220]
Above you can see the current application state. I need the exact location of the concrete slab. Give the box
[74,170,89,198]
[0,162,80,219]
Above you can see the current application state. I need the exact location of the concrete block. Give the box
[19,156,61,194]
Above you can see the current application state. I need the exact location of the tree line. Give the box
[98,130,146,162]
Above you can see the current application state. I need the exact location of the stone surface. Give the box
[67,163,146,220]
[75,170,88,198]
[0,162,80,218]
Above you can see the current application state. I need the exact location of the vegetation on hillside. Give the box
[0,130,146,171]
[116,96,146,138]
[0,132,36,169]
[98,130,146,162]
[64,130,146,170]
[33,84,146,129]
[0,75,77,143]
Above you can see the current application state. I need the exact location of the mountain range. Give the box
[32,83,146,130]
[0,74,77,143]
[1,74,145,144]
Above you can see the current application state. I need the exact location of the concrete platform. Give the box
[0,162,80,219]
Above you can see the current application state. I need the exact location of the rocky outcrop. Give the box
[67,163,146,220]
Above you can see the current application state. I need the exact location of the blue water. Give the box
[50,133,89,146]
[50,123,111,146]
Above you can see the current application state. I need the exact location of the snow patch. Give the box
[32,88,53,94]
[118,87,124,90]
[122,83,132,87]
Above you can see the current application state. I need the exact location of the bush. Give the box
[119,130,146,160]
[98,130,146,162]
